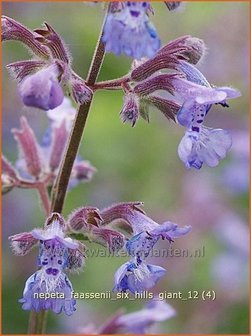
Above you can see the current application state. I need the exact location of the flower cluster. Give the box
[10,202,186,314]
[3,2,243,330]
[10,213,86,315]
[2,16,92,110]
[98,202,191,293]
[101,34,241,169]
[2,98,96,195]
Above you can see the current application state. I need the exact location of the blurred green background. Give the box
[2,1,249,334]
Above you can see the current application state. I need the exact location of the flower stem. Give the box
[36,182,51,215]
[28,310,47,334]
[51,18,106,213]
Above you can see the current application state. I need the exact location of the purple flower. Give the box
[46,97,76,129]
[113,222,190,293]
[173,61,241,169]
[19,64,64,111]
[20,268,75,315]
[100,202,191,293]
[115,299,176,333]
[10,213,86,315]
[120,92,140,126]
[80,298,175,334]
[102,2,161,59]
[178,127,232,169]
[68,158,97,190]
[114,260,166,293]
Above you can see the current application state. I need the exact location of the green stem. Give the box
[28,310,47,334]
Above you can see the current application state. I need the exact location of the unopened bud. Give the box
[71,78,93,105]
[120,93,140,127]
[71,160,96,183]
[182,37,206,64]
[18,64,64,111]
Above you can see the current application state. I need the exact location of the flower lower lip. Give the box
[46,268,59,276]
[130,10,140,17]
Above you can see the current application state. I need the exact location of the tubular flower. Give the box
[100,202,191,293]
[9,213,86,315]
[102,2,161,59]
[174,61,241,169]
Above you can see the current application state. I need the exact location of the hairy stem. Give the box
[51,20,106,213]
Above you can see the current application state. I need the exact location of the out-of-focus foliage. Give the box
[2,2,249,334]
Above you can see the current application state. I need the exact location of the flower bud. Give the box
[12,117,42,179]
[71,78,93,105]
[120,93,140,127]
[18,64,64,111]
[182,37,206,64]
[71,160,96,184]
